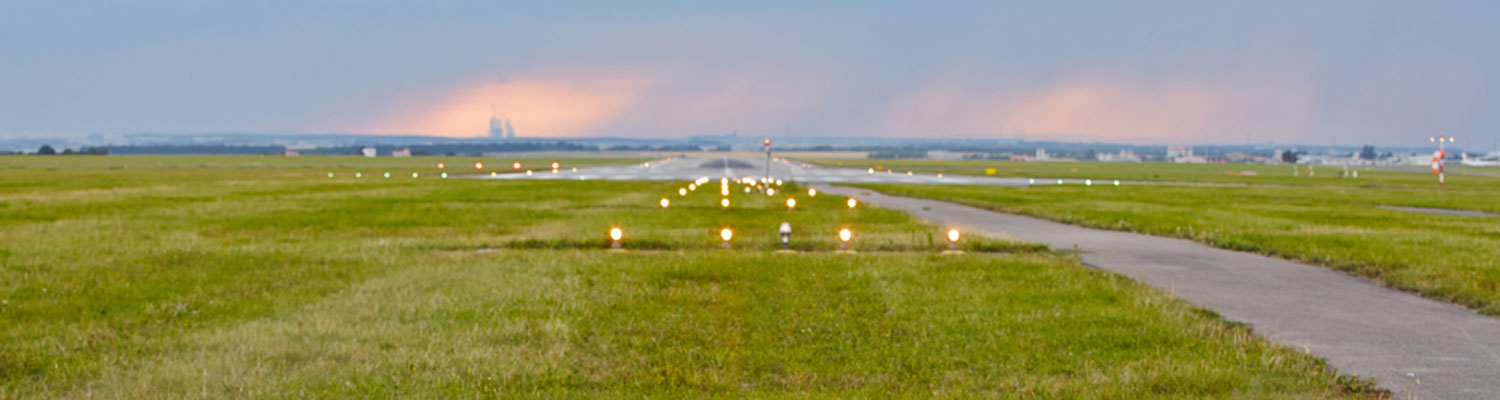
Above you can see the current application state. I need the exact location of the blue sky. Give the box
[2,1,1496,146]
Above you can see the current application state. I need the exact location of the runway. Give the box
[481,155,1106,187]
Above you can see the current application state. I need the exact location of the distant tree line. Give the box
[19,145,110,155]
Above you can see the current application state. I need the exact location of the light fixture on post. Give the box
[945,229,963,254]
[659,198,670,209]
[609,227,623,250]
[786,198,796,210]
[808,188,817,197]
[512,162,522,170]
[437,162,445,169]
[720,228,734,249]
[767,188,776,196]
[846,198,857,209]
[721,198,730,209]
[474,162,484,170]
[679,188,688,196]
[838,228,853,252]
[779,222,793,250]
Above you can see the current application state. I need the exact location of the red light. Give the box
[763,138,771,147]
[437,163,445,169]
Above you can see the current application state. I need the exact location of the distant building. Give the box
[505,119,515,139]
[1167,145,1193,160]
[391,148,411,157]
[1096,149,1141,162]
[1035,148,1049,161]
[360,147,376,157]
[283,149,300,157]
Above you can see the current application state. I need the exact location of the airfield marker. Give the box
[660,198,670,209]
[327,172,333,178]
[1114,180,1120,186]
[437,163,445,169]
[412,172,419,179]
[384,172,391,178]
[441,172,448,179]
[609,227,623,249]
[721,198,730,209]
[847,198,857,209]
[838,228,853,251]
[786,198,797,210]
[720,228,734,249]
[1085,179,1092,186]
[356,172,362,178]
[526,170,533,176]
[679,188,688,196]
[779,222,793,250]
[808,188,817,197]
[475,162,483,170]
[946,229,962,252]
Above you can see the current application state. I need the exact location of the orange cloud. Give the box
[871,73,1314,143]
[366,72,653,137]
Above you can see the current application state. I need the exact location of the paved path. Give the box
[817,185,1500,399]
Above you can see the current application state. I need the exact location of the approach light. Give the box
[1057,179,1063,185]
[775,179,783,186]
[437,163,445,169]
[838,228,853,250]
[779,222,793,249]
[513,162,522,170]
[808,188,817,197]
[868,168,874,173]
[721,177,729,186]
[720,228,734,249]
[475,162,484,170]
[689,184,697,191]
[907,171,913,176]
[721,187,729,196]
[384,172,391,178]
[744,187,751,194]
[947,229,961,250]
[721,198,731,208]
[1085,179,1092,186]
[847,198,857,209]
[609,227,623,249]
[490,172,497,177]
[526,170,533,176]
[356,172,362,178]
[441,172,448,179]
[572,167,578,172]
[1028,178,1035,185]
[1114,180,1120,186]
[679,188,688,196]
[327,172,333,178]
[551,161,560,169]
[412,172,419,178]
[786,198,797,210]
[660,198,670,209]
[767,188,776,196]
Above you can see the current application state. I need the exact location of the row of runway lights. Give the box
[607,225,962,252]
[608,176,960,251]
[322,161,578,179]
[860,167,1122,186]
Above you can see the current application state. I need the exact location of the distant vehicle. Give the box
[1461,153,1500,167]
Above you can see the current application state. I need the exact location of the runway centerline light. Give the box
[660,198,670,208]
[847,198,858,209]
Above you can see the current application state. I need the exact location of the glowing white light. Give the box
[721,198,730,208]
[744,187,751,193]
[689,184,697,191]
[839,228,852,242]
[441,172,448,179]
[721,188,729,196]
[720,228,734,242]
[937,173,943,178]
[526,170,533,176]
[327,172,333,178]
[947,229,961,243]
[384,172,390,178]
[437,163,445,169]
[867,168,874,173]
[679,188,688,196]
[490,172,497,177]
[356,172,362,178]
[1029,178,1035,185]
[1057,179,1063,185]
[551,161,560,169]
[808,188,817,197]
[775,179,783,186]
[660,198,670,208]
[786,198,797,209]
[767,188,776,196]
[572,167,578,172]
[907,171,912,176]
[512,162,522,170]
[609,227,623,241]
[412,172,419,178]
[847,198,857,209]
[475,162,483,170]
[1085,179,1092,186]
[721,177,729,186]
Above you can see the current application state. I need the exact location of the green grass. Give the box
[808,158,1500,317]
[1,156,1376,398]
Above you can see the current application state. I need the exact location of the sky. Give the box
[1,1,1497,146]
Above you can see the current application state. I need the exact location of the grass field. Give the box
[807,158,1500,317]
[1,156,1377,397]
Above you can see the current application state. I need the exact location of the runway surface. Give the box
[489,156,1500,398]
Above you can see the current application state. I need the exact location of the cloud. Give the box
[868,72,1316,143]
